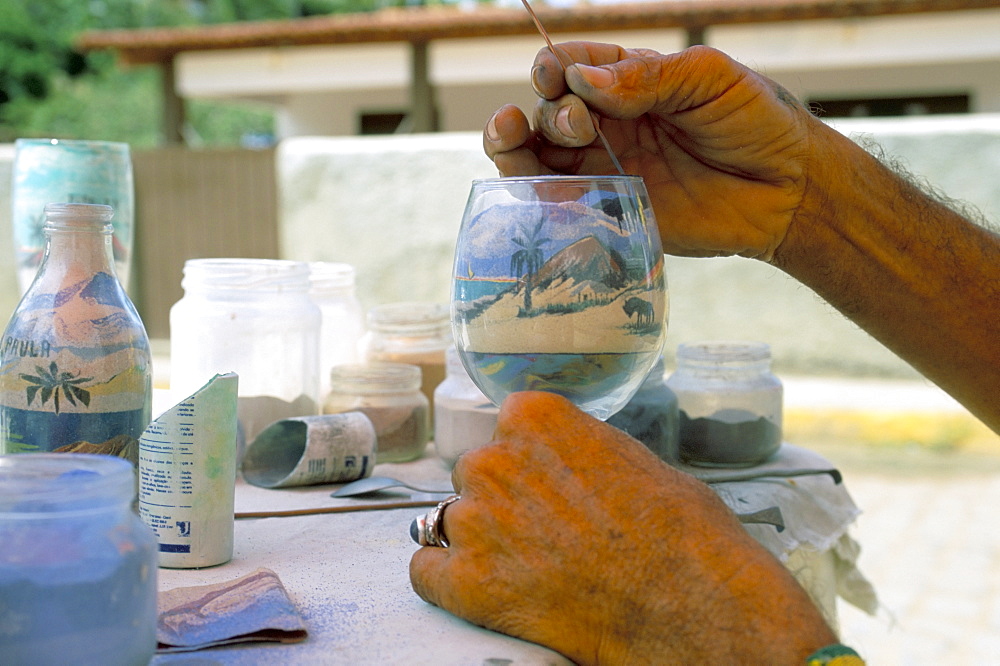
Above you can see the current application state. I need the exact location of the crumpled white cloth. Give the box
[677,443,879,616]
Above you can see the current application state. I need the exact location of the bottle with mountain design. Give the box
[0,203,151,464]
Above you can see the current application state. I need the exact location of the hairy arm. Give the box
[777,123,1000,431]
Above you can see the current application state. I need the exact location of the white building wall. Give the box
[176,9,1000,137]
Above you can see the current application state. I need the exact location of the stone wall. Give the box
[275,116,1000,378]
[3,114,998,379]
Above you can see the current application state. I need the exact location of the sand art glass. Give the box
[451,176,668,420]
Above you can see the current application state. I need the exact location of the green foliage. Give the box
[0,56,162,146]
[0,0,315,146]
[187,99,276,147]
[0,0,479,145]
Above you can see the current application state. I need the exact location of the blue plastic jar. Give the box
[0,454,158,665]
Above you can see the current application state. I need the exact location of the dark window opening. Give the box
[808,94,970,118]
[359,112,407,135]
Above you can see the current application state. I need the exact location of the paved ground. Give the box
[803,441,1000,665]
[779,376,1000,664]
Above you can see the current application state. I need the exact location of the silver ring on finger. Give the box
[410,494,461,548]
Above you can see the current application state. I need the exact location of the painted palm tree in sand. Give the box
[20,361,92,414]
[510,218,550,316]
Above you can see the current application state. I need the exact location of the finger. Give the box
[494,391,576,439]
[563,58,659,121]
[451,449,469,494]
[451,441,494,495]
[409,495,480,609]
[564,45,749,121]
[483,104,532,160]
[409,544,451,606]
[530,42,632,100]
[530,47,569,100]
[494,147,549,177]
[531,94,597,148]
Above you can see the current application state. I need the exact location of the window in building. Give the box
[807,94,970,118]
[359,112,408,135]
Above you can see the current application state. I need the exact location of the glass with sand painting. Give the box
[451,176,668,420]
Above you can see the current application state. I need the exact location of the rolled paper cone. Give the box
[242,413,376,489]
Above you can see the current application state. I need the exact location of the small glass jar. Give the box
[170,259,321,453]
[361,302,450,421]
[0,453,158,664]
[665,341,783,467]
[309,262,366,399]
[434,346,499,467]
[606,356,679,463]
[323,363,429,463]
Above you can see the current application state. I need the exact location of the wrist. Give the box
[770,118,870,276]
[594,513,837,664]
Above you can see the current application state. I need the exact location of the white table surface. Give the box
[152,444,867,665]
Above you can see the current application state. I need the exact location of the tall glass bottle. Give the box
[0,203,152,464]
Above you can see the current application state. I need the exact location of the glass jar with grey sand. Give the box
[665,341,782,467]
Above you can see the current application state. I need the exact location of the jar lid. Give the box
[367,302,449,334]
[329,362,422,394]
[182,258,311,292]
[676,341,771,365]
[308,262,356,291]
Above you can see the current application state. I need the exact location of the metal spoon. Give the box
[736,506,785,532]
[330,475,454,498]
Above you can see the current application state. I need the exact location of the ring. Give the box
[410,494,461,548]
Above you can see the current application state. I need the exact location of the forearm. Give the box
[774,121,1000,432]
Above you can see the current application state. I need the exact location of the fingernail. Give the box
[530,65,544,94]
[574,64,614,89]
[485,114,500,142]
[555,106,576,140]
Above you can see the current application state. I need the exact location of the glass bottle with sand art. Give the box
[451,176,668,420]
[0,204,152,463]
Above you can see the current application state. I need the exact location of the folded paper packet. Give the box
[157,568,308,652]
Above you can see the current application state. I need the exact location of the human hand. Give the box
[409,391,835,665]
[484,43,820,261]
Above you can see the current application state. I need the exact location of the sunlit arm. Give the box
[774,121,1000,432]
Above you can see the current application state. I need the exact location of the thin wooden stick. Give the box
[235,499,439,520]
[520,0,626,176]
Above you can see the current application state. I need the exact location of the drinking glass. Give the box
[452,176,668,420]
[11,139,134,293]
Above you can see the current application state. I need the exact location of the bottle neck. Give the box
[33,221,117,292]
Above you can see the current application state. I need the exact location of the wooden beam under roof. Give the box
[77,0,1000,65]
[75,0,999,144]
